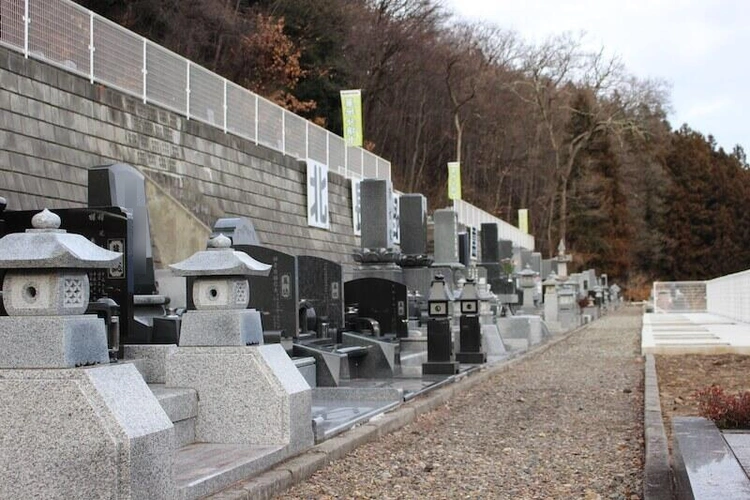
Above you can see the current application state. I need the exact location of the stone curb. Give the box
[643,354,672,499]
[209,320,594,499]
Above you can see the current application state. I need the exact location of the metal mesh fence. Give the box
[226,81,256,142]
[257,97,283,151]
[93,16,142,97]
[28,0,88,76]
[189,63,223,127]
[284,112,307,159]
[652,281,707,313]
[328,134,346,176]
[346,147,363,179]
[363,150,378,178]
[308,123,327,164]
[145,42,186,114]
[377,157,391,180]
[0,0,25,50]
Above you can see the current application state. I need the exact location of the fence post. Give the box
[223,78,227,133]
[88,12,94,83]
[185,61,191,120]
[23,0,29,58]
[142,40,147,103]
[305,121,309,159]
[360,149,364,178]
[326,132,330,168]
[254,95,259,144]
[281,110,286,155]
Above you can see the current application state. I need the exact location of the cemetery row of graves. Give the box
[0,163,622,499]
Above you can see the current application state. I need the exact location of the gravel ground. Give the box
[278,306,645,500]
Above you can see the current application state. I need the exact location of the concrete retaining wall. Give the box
[0,46,359,266]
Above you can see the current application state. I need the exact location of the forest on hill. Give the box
[81,0,750,297]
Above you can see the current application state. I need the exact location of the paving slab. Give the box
[642,313,750,354]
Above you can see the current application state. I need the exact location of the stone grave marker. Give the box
[345,277,408,338]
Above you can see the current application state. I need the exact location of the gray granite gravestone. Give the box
[531,252,542,274]
[432,209,463,268]
[211,217,261,246]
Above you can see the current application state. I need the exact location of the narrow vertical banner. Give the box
[307,159,330,229]
[352,179,361,235]
[340,89,363,147]
[518,208,529,234]
[447,162,462,200]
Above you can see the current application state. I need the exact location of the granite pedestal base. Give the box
[0,315,109,368]
[455,352,486,364]
[166,344,313,457]
[178,309,263,346]
[0,363,175,499]
[422,361,460,375]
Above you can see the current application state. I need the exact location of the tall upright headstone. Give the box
[360,178,394,250]
[399,194,428,258]
[352,179,402,282]
[432,209,463,269]
[480,223,499,264]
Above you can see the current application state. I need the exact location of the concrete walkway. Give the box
[266,307,645,499]
[642,312,750,355]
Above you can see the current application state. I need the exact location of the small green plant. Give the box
[695,385,750,429]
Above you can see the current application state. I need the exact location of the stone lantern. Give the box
[517,264,538,313]
[455,278,486,364]
[554,239,572,278]
[423,274,459,375]
[169,234,271,346]
[542,271,559,300]
[0,209,122,368]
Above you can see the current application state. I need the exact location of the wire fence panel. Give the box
[189,63,223,127]
[284,112,306,159]
[146,42,187,114]
[652,281,707,314]
[93,16,142,97]
[308,123,327,164]
[454,199,535,250]
[347,146,363,179]
[0,0,25,50]
[28,0,89,76]
[226,81,256,142]
[363,150,378,178]
[257,97,283,151]
[328,134,346,176]
[707,270,750,322]
[377,158,391,180]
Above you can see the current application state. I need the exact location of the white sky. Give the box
[444,0,750,152]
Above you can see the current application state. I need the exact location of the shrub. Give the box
[696,385,750,429]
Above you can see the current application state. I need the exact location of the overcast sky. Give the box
[445,0,749,152]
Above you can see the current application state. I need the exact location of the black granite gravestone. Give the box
[360,179,394,250]
[498,239,513,260]
[234,245,299,339]
[88,163,155,295]
[298,255,344,333]
[399,194,427,256]
[345,278,408,338]
[480,223,499,264]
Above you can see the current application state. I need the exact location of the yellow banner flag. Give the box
[518,208,529,234]
[447,162,462,200]
[340,90,363,147]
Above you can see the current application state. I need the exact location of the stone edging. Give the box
[209,322,591,500]
[643,354,672,499]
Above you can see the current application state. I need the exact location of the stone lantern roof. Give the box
[0,209,121,269]
[169,234,271,277]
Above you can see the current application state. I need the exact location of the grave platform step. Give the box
[175,443,285,500]
[149,384,198,448]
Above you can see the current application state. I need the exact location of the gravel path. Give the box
[278,307,644,500]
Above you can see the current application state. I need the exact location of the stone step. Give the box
[149,384,198,448]
[175,443,286,500]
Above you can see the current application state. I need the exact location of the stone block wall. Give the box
[0,46,359,266]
